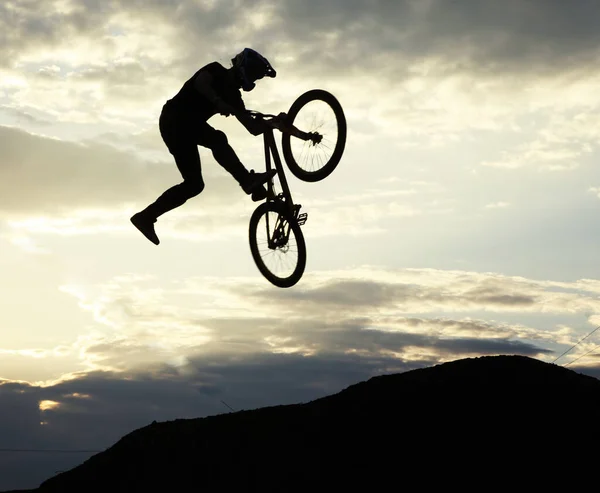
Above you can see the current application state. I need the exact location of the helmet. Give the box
[231,48,276,91]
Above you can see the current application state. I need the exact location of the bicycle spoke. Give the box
[253,209,300,280]
[288,99,338,176]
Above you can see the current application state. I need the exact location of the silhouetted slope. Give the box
[32,356,600,492]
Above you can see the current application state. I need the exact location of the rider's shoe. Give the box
[241,169,276,195]
[251,185,268,202]
[130,212,160,245]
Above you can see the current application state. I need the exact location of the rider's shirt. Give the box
[165,62,245,123]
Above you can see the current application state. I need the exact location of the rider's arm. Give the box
[194,71,264,134]
[194,72,263,134]
[234,110,266,136]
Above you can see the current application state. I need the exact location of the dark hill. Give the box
[25,355,600,491]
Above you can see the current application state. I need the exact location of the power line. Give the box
[564,344,600,368]
[552,324,600,364]
[221,400,235,412]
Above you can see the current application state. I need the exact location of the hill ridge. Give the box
[16,355,600,492]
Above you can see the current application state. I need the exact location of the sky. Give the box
[3,0,600,489]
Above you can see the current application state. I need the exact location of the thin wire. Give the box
[564,345,600,367]
[552,324,600,364]
[221,400,236,412]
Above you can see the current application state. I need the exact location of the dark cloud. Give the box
[0,0,247,71]
[572,361,600,380]
[0,125,246,217]
[2,331,544,460]
[402,317,503,335]
[0,381,44,449]
[3,0,599,78]
[0,0,164,66]
[0,330,549,476]
[0,125,166,214]
[0,350,421,489]
[0,300,552,490]
[260,280,402,307]
[0,1,93,68]
[266,0,600,77]
[433,337,548,356]
[267,323,549,358]
[235,276,538,311]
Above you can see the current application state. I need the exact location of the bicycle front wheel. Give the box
[249,202,306,288]
[282,89,347,182]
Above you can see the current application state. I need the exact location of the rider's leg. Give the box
[143,109,207,219]
[131,109,206,244]
[197,124,248,182]
[131,143,204,245]
[141,144,205,220]
[197,124,275,196]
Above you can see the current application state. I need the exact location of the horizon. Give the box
[3,0,600,489]
[10,352,600,492]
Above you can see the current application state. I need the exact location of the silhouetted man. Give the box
[131,48,277,245]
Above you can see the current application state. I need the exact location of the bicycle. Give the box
[247,89,347,288]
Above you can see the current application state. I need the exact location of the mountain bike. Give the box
[247,89,346,288]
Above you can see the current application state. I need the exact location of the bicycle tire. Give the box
[281,89,347,183]
[249,202,307,288]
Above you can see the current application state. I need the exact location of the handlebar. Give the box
[248,110,277,119]
[247,110,321,144]
[248,110,284,128]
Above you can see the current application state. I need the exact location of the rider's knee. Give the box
[211,130,228,148]
[182,179,205,198]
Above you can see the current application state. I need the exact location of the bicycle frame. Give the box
[247,90,345,288]
[261,124,308,225]
[259,122,308,251]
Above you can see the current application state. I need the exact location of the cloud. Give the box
[0,104,51,125]
[588,187,600,199]
[0,329,548,476]
[0,347,424,490]
[4,2,600,488]
[4,0,600,135]
[231,269,593,315]
[46,266,600,380]
[6,264,600,488]
[0,307,559,489]
[481,112,600,170]
[1,0,185,67]
[0,124,453,243]
[0,125,258,223]
[5,0,600,77]
[4,265,597,386]
[267,0,600,76]
[4,0,600,195]
[0,125,165,214]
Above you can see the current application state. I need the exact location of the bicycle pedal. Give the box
[297,212,308,226]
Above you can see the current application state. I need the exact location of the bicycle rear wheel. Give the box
[282,89,347,182]
[249,202,306,288]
